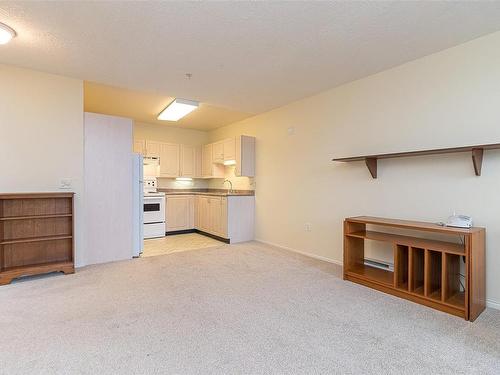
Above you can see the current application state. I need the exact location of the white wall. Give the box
[209,31,500,307]
[0,64,85,266]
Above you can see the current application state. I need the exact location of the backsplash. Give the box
[208,165,255,190]
[157,178,209,190]
[155,166,254,191]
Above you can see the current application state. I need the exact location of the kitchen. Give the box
[134,130,256,258]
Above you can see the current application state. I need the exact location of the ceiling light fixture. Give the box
[158,98,199,121]
[0,22,16,45]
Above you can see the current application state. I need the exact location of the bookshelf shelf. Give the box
[346,264,394,287]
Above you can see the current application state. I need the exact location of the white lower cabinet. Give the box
[166,194,254,243]
[196,195,227,238]
[209,196,228,238]
[225,195,254,243]
[196,195,211,233]
[196,195,254,242]
[165,195,194,232]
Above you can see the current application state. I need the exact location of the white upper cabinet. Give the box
[209,136,255,176]
[133,135,254,178]
[202,144,213,177]
[180,144,196,178]
[223,137,236,162]
[145,140,161,157]
[159,143,180,177]
[213,138,236,163]
[235,135,255,177]
[195,146,202,178]
[133,139,146,155]
[212,141,224,164]
[202,143,224,178]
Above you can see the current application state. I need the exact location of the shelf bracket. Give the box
[365,158,377,179]
[471,148,483,176]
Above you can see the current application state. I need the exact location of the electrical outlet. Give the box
[59,178,72,190]
[287,127,295,136]
[305,223,312,232]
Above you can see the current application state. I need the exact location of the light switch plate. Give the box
[59,178,72,189]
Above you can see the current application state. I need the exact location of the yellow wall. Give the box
[0,64,85,266]
[208,31,500,307]
[134,121,209,145]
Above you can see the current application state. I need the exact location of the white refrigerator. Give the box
[132,153,144,257]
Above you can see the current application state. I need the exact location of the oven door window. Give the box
[144,203,160,212]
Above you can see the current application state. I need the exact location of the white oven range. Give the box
[143,192,166,239]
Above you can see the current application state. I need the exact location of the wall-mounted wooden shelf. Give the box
[332,143,500,178]
[343,216,486,321]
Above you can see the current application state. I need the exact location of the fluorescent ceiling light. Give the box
[0,22,16,45]
[158,98,199,121]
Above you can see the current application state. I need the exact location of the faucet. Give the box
[223,179,233,193]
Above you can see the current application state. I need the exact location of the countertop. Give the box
[158,189,255,197]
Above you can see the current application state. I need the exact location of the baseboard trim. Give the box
[165,229,196,236]
[196,230,230,244]
[255,239,343,267]
[165,229,230,244]
[486,299,500,310]
[256,239,500,311]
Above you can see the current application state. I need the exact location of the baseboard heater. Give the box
[364,258,394,272]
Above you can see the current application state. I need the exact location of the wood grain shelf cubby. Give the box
[0,193,75,285]
[343,216,485,321]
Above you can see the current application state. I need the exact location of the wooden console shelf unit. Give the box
[332,142,500,178]
[0,193,75,285]
[343,216,485,321]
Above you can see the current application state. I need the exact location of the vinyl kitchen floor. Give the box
[142,233,224,257]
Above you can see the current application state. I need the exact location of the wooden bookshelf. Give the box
[343,216,485,321]
[0,193,75,285]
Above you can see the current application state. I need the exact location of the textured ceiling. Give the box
[1,1,500,119]
[84,82,250,130]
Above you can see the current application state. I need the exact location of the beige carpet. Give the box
[142,233,224,257]
[0,241,499,374]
